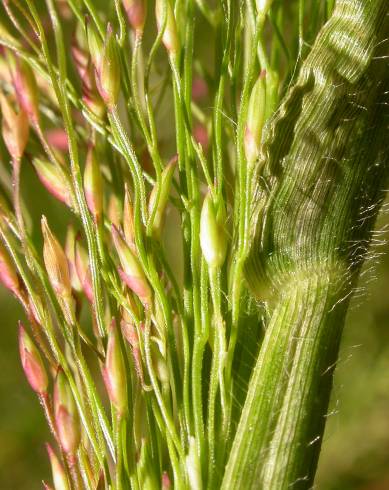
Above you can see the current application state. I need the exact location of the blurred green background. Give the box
[1,193,389,489]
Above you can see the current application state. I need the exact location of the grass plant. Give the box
[0,0,388,488]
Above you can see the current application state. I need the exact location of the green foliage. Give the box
[0,0,387,489]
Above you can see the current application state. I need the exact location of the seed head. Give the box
[32,158,71,206]
[148,157,176,238]
[162,472,172,489]
[200,192,228,269]
[0,92,29,161]
[112,225,152,307]
[95,25,121,108]
[84,145,103,221]
[72,31,105,118]
[54,368,81,454]
[0,241,21,297]
[19,322,48,394]
[122,0,147,33]
[42,217,72,297]
[86,19,103,72]
[10,57,39,125]
[41,217,75,324]
[103,320,128,416]
[244,70,266,165]
[46,443,71,490]
[155,0,180,56]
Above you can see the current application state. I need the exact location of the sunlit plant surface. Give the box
[0,0,388,488]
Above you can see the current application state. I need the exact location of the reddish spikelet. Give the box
[0,92,29,160]
[103,320,128,416]
[112,225,152,307]
[41,217,75,324]
[122,0,147,33]
[162,471,172,489]
[120,319,139,346]
[11,57,39,125]
[94,25,121,108]
[0,241,21,297]
[46,129,69,152]
[42,217,72,297]
[54,368,81,454]
[155,0,180,56]
[46,443,71,490]
[19,322,48,394]
[71,34,105,118]
[32,159,72,206]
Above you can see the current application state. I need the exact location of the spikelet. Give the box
[102,320,128,416]
[148,157,176,238]
[122,0,147,34]
[46,444,71,490]
[19,322,48,394]
[0,92,29,161]
[0,241,21,297]
[200,192,227,269]
[41,217,75,324]
[54,368,81,454]
[155,0,180,56]
[32,158,72,206]
[244,70,267,165]
[84,145,103,221]
[112,225,152,307]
